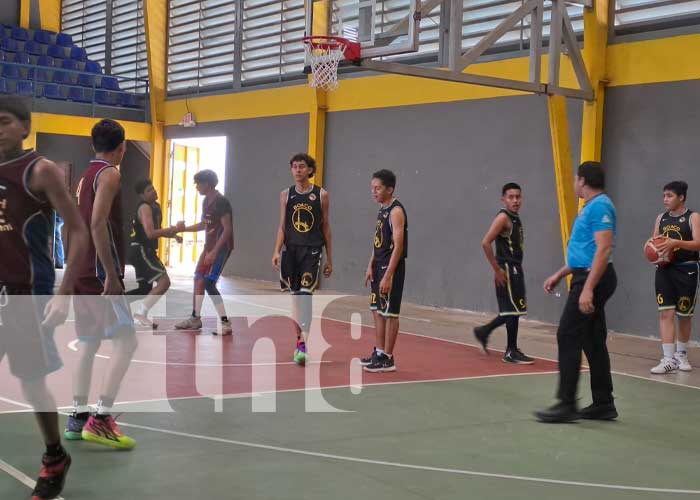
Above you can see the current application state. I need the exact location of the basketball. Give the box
[644,236,676,266]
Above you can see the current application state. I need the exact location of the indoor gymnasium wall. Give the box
[165,115,310,281]
[0,0,19,26]
[323,95,582,325]
[602,79,700,336]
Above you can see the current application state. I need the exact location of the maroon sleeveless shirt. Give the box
[75,159,124,280]
[0,150,54,293]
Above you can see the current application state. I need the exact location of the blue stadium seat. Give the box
[37,55,54,67]
[1,38,17,52]
[47,45,65,59]
[0,50,5,62]
[84,61,101,74]
[16,80,33,96]
[13,52,30,65]
[0,78,7,94]
[70,46,87,62]
[28,67,51,82]
[118,92,139,108]
[61,59,77,70]
[11,27,29,42]
[34,30,53,45]
[101,76,119,91]
[24,40,42,56]
[67,86,90,103]
[77,73,95,87]
[94,89,113,105]
[52,70,71,84]
[1,64,20,79]
[41,83,65,100]
[55,33,73,47]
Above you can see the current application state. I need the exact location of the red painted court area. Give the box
[0,316,558,412]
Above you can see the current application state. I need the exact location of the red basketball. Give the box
[645,236,676,266]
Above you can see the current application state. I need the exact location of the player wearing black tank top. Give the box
[126,179,183,327]
[473,183,534,364]
[272,153,333,365]
[649,181,700,375]
[0,96,89,500]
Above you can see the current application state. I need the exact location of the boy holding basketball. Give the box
[473,183,534,364]
[649,181,700,374]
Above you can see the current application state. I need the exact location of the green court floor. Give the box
[2,372,699,500]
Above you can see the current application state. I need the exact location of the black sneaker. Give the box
[31,451,71,500]
[579,402,618,421]
[360,347,377,366]
[473,326,490,354]
[502,348,534,365]
[363,353,396,373]
[534,402,579,423]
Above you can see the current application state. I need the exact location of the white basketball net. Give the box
[304,42,346,91]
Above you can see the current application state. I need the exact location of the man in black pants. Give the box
[536,162,618,423]
[473,182,534,364]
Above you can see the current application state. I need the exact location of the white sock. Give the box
[96,401,113,416]
[376,348,385,356]
[74,404,90,414]
[137,303,148,316]
[662,343,675,359]
[677,342,687,354]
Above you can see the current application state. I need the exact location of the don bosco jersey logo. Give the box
[374,220,383,248]
[292,202,314,233]
[661,224,683,240]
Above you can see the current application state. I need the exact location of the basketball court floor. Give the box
[2,271,699,499]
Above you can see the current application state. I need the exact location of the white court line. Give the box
[0,396,32,409]
[66,339,332,367]
[0,458,64,500]
[115,420,700,495]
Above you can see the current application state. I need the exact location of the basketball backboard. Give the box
[305,0,421,59]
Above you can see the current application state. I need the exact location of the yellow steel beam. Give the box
[30,113,151,140]
[307,0,330,187]
[20,0,30,28]
[548,95,577,259]
[578,0,609,209]
[38,0,61,31]
[145,0,169,258]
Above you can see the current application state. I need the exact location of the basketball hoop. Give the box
[303,36,361,91]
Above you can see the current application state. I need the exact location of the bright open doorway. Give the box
[167,136,227,271]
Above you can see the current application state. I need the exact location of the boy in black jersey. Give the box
[126,179,183,327]
[272,153,332,365]
[649,181,700,374]
[361,169,407,373]
[473,183,534,364]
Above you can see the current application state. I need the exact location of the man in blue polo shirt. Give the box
[536,162,618,423]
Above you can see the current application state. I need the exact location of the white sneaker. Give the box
[174,316,203,330]
[651,357,679,374]
[674,351,693,372]
[213,319,233,336]
[133,313,157,329]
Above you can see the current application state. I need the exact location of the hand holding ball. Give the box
[644,236,676,267]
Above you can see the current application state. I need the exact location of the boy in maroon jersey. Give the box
[0,96,88,499]
[63,119,138,449]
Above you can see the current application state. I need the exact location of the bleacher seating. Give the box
[0,24,143,108]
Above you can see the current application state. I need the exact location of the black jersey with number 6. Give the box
[495,209,523,265]
[658,209,698,263]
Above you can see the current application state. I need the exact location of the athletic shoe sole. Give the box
[63,431,83,440]
[502,358,535,365]
[81,431,136,450]
[534,412,580,423]
[362,365,396,373]
[580,410,618,421]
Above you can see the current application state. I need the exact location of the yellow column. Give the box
[548,95,577,259]
[23,130,37,151]
[308,88,327,186]
[20,0,30,28]
[579,0,609,208]
[38,0,62,31]
[145,0,169,258]
[308,0,330,187]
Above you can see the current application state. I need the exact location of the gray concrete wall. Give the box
[165,115,310,279]
[602,80,700,336]
[0,0,19,26]
[36,133,150,262]
[324,95,581,326]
